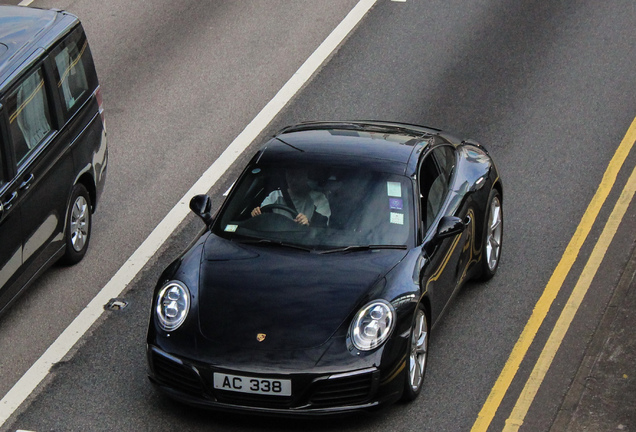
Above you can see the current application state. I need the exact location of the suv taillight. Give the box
[94,86,106,129]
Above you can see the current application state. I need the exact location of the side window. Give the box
[419,147,453,230]
[52,29,92,115]
[432,145,456,183]
[7,67,53,165]
[0,127,5,187]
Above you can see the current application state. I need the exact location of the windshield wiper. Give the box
[319,244,408,254]
[238,238,312,252]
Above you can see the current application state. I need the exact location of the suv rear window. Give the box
[7,66,53,164]
[54,36,89,112]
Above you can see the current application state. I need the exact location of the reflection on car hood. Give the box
[198,235,408,350]
[203,235,259,261]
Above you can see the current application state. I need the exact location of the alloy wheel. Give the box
[408,309,428,392]
[486,196,502,271]
[70,195,89,252]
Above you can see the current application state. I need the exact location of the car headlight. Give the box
[349,300,395,351]
[155,281,190,331]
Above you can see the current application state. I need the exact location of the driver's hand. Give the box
[251,207,261,217]
[295,213,309,226]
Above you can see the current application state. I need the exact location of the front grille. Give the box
[215,391,293,409]
[151,350,204,396]
[308,371,376,407]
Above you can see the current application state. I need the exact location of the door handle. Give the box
[2,192,17,211]
[19,174,34,191]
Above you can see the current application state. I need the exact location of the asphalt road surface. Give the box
[1,1,635,431]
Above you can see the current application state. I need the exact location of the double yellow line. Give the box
[472,116,636,432]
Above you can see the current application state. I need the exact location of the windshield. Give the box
[213,161,415,251]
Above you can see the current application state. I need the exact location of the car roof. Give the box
[0,6,78,88]
[259,121,440,175]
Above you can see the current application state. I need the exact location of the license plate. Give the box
[213,373,292,396]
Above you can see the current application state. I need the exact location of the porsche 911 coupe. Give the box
[146,121,503,416]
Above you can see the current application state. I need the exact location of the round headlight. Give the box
[349,300,395,351]
[155,281,190,331]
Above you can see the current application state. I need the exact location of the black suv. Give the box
[0,6,108,314]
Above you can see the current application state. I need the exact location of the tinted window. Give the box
[54,35,90,112]
[432,145,455,182]
[0,130,4,186]
[419,151,448,230]
[7,67,53,165]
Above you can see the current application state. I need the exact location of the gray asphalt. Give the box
[0,0,358,405]
[1,0,636,431]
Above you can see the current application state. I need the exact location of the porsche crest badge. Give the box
[256,333,266,342]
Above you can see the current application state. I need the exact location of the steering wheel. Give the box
[260,204,298,218]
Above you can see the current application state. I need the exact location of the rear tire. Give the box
[60,184,92,265]
[402,305,429,402]
[479,189,503,281]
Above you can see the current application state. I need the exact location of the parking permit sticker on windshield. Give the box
[389,198,403,210]
[390,212,404,225]
[225,224,238,232]
[387,181,402,197]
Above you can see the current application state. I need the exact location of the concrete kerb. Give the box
[550,238,636,431]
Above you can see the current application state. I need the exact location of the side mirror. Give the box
[435,216,465,239]
[189,194,213,226]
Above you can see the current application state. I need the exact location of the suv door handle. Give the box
[19,174,34,191]
[2,192,17,211]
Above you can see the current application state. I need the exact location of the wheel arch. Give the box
[420,294,432,327]
[492,178,503,203]
[76,172,97,212]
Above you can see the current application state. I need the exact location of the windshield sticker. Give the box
[389,198,403,210]
[387,181,402,197]
[224,224,238,232]
[390,212,404,225]
[251,168,261,174]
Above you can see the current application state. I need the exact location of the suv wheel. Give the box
[61,184,92,265]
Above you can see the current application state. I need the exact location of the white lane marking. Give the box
[18,0,35,6]
[0,0,378,427]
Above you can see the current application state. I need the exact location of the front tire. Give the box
[61,184,92,265]
[479,188,503,281]
[402,306,429,402]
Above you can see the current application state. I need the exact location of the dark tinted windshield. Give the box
[213,161,415,251]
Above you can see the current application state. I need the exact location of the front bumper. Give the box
[147,345,404,416]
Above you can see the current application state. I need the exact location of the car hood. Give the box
[197,235,408,351]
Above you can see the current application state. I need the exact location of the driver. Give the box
[250,168,331,226]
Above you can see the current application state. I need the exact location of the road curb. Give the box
[550,238,636,431]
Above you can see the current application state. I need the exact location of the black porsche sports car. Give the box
[147,121,503,416]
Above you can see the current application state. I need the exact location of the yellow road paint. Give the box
[504,163,636,431]
[471,116,636,432]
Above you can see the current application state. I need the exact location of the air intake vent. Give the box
[151,351,204,395]
[309,371,376,407]
[214,391,293,409]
